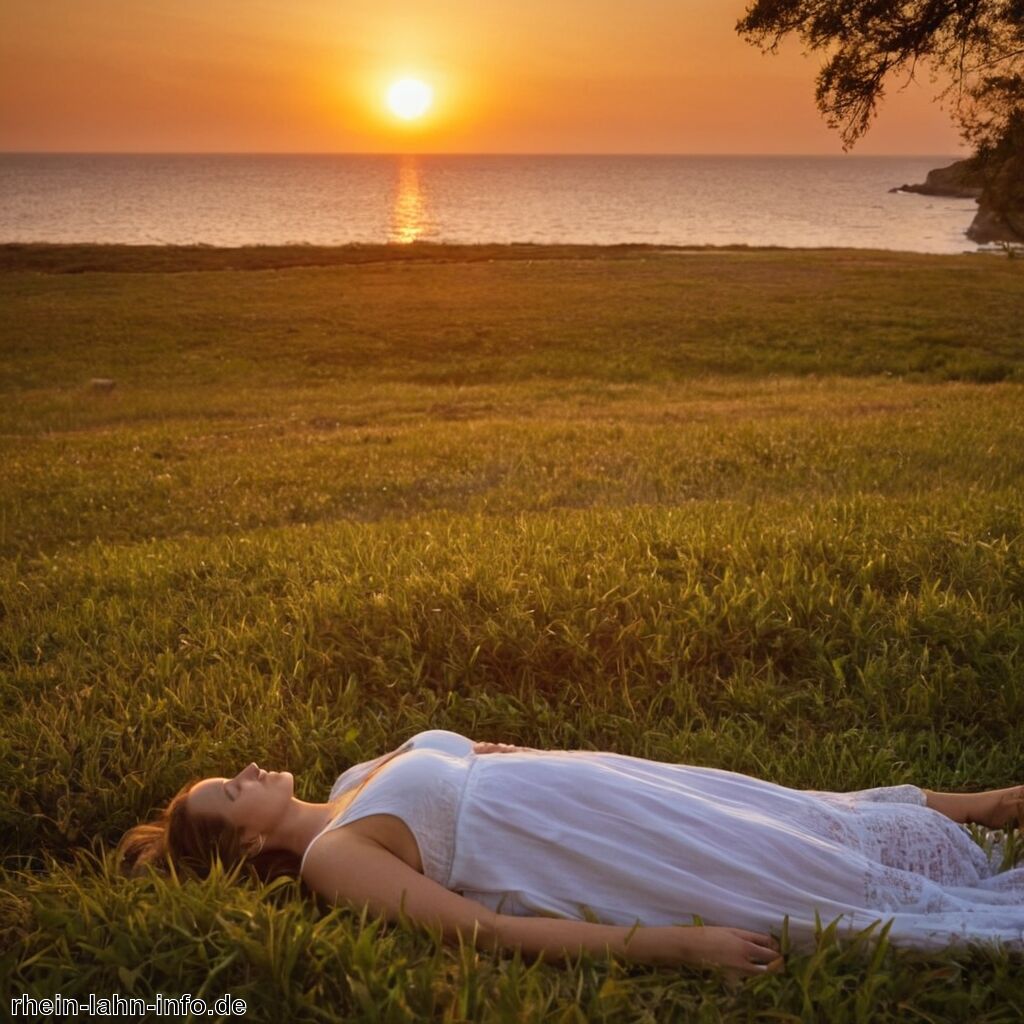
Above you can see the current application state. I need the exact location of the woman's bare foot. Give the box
[923,786,1024,828]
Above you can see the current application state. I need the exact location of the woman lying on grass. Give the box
[118,729,1024,975]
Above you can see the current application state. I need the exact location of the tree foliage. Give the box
[737,1,1024,237]
[736,0,1023,152]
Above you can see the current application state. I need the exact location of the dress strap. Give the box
[299,741,418,876]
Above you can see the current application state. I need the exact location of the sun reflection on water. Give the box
[390,157,428,243]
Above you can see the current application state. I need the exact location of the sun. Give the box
[386,78,433,121]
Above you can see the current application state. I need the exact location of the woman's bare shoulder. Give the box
[301,826,383,886]
[302,814,425,880]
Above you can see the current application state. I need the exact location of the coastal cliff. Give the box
[897,157,984,199]
[896,156,1024,245]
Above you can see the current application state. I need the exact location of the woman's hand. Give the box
[663,926,784,975]
[472,741,533,754]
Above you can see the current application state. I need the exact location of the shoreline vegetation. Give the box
[2,239,984,276]
[3,244,1023,1020]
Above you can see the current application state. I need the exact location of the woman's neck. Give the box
[270,798,339,857]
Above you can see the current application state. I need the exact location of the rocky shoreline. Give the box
[893,157,1023,244]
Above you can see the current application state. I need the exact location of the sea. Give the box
[0,153,984,254]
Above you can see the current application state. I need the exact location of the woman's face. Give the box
[186,763,294,845]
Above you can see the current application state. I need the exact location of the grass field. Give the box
[2,242,1024,1021]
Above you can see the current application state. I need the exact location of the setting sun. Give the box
[386,78,434,121]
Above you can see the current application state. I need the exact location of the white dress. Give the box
[301,729,1024,953]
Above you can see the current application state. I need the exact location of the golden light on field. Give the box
[386,78,434,120]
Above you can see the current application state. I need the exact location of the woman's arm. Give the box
[493,915,781,972]
[301,831,781,973]
[303,830,498,947]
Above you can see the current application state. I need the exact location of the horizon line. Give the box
[0,149,970,159]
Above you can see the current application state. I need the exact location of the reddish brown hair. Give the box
[117,780,300,883]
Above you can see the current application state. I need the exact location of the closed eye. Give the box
[223,781,234,802]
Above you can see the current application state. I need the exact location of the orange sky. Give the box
[0,0,967,155]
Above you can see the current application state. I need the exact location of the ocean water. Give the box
[0,153,982,254]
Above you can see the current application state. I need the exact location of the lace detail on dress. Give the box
[795,785,1001,911]
[806,784,927,809]
[863,809,990,885]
